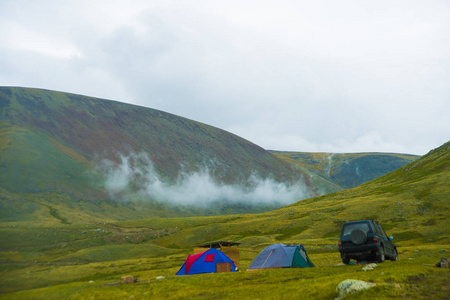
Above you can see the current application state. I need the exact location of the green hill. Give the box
[0,87,319,219]
[0,87,307,188]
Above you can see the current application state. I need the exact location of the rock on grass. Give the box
[336,279,376,299]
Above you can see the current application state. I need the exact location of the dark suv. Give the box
[338,220,398,264]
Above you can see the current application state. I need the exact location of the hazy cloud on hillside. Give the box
[1,0,449,155]
[94,152,310,206]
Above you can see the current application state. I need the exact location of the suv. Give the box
[338,220,398,264]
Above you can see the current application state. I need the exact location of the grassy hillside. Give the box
[1,87,319,217]
[1,87,307,187]
[0,141,448,298]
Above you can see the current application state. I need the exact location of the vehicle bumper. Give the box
[339,244,379,257]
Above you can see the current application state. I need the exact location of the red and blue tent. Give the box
[176,248,238,275]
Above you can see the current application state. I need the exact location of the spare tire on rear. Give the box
[350,229,367,245]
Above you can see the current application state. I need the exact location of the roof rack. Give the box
[193,240,241,248]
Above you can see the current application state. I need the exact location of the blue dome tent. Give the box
[247,244,315,270]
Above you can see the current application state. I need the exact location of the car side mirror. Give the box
[389,236,394,240]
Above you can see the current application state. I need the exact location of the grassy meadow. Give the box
[0,218,448,299]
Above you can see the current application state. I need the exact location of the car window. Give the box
[380,227,389,239]
[343,223,370,236]
[374,224,388,238]
[374,225,382,236]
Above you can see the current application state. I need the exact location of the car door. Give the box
[379,226,395,258]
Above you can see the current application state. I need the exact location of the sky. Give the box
[1,0,449,155]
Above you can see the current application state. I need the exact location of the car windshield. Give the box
[343,223,370,236]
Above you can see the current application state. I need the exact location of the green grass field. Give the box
[0,235,448,299]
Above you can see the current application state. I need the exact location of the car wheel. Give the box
[377,246,385,262]
[350,229,367,245]
[390,248,398,261]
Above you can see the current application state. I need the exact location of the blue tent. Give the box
[247,244,315,270]
[176,248,238,275]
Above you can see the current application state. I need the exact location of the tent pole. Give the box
[261,249,274,269]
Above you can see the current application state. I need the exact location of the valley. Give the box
[0,87,448,299]
[1,141,448,298]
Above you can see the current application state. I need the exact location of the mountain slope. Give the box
[0,87,318,219]
[1,87,305,185]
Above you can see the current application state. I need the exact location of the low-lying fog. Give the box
[95,152,311,207]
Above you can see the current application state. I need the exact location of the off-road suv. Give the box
[338,220,398,264]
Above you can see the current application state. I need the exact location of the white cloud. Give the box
[95,153,310,207]
[0,21,82,58]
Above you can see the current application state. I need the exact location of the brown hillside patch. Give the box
[50,137,89,164]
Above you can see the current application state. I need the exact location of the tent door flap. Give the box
[215,262,232,273]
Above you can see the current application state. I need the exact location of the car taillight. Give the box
[373,236,378,243]
[339,240,342,247]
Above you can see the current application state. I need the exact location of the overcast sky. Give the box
[1,0,449,155]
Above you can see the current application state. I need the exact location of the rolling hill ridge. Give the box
[0,87,418,220]
[1,87,317,218]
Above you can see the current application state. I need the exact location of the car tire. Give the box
[390,248,398,261]
[377,246,385,263]
[350,229,367,245]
